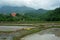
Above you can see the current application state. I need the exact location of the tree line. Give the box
[0,7,60,22]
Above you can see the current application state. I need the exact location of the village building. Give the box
[11,12,16,17]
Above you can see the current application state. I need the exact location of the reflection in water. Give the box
[21,28,60,40]
[0,26,34,40]
[21,34,60,40]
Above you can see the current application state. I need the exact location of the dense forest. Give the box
[0,7,60,22]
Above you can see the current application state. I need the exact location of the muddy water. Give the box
[0,26,34,40]
[21,28,60,40]
[0,26,34,31]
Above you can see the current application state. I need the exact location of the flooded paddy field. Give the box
[0,26,34,40]
[0,25,60,40]
[21,28,60,40]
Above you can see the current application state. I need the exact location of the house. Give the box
[11,12,16,17]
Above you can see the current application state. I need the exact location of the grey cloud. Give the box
[0,0,60,10]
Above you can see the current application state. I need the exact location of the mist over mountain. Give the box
[0,5,48,14]
[0,6,36,14]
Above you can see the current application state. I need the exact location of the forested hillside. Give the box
[0,7,60,22]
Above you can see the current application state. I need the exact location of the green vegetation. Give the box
[0,7,60,23]
[42,8,60,21]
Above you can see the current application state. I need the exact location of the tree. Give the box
[43,7,60,21]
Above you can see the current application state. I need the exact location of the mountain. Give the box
[37,9,48,13]
[24,9,48,19]
[0,6,35,14]
[0,5,48,15]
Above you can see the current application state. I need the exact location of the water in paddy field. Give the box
[0,26,34,40]
[0,26,34,31]
[21,28,60,40]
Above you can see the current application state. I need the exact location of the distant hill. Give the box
[24,9,48,19]
[0,6,48,15]
[0,6,35,14]
[37,9,48,13]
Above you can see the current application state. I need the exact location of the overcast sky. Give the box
[0,0,60,10]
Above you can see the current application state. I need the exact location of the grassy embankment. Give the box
[0,21,60,26]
